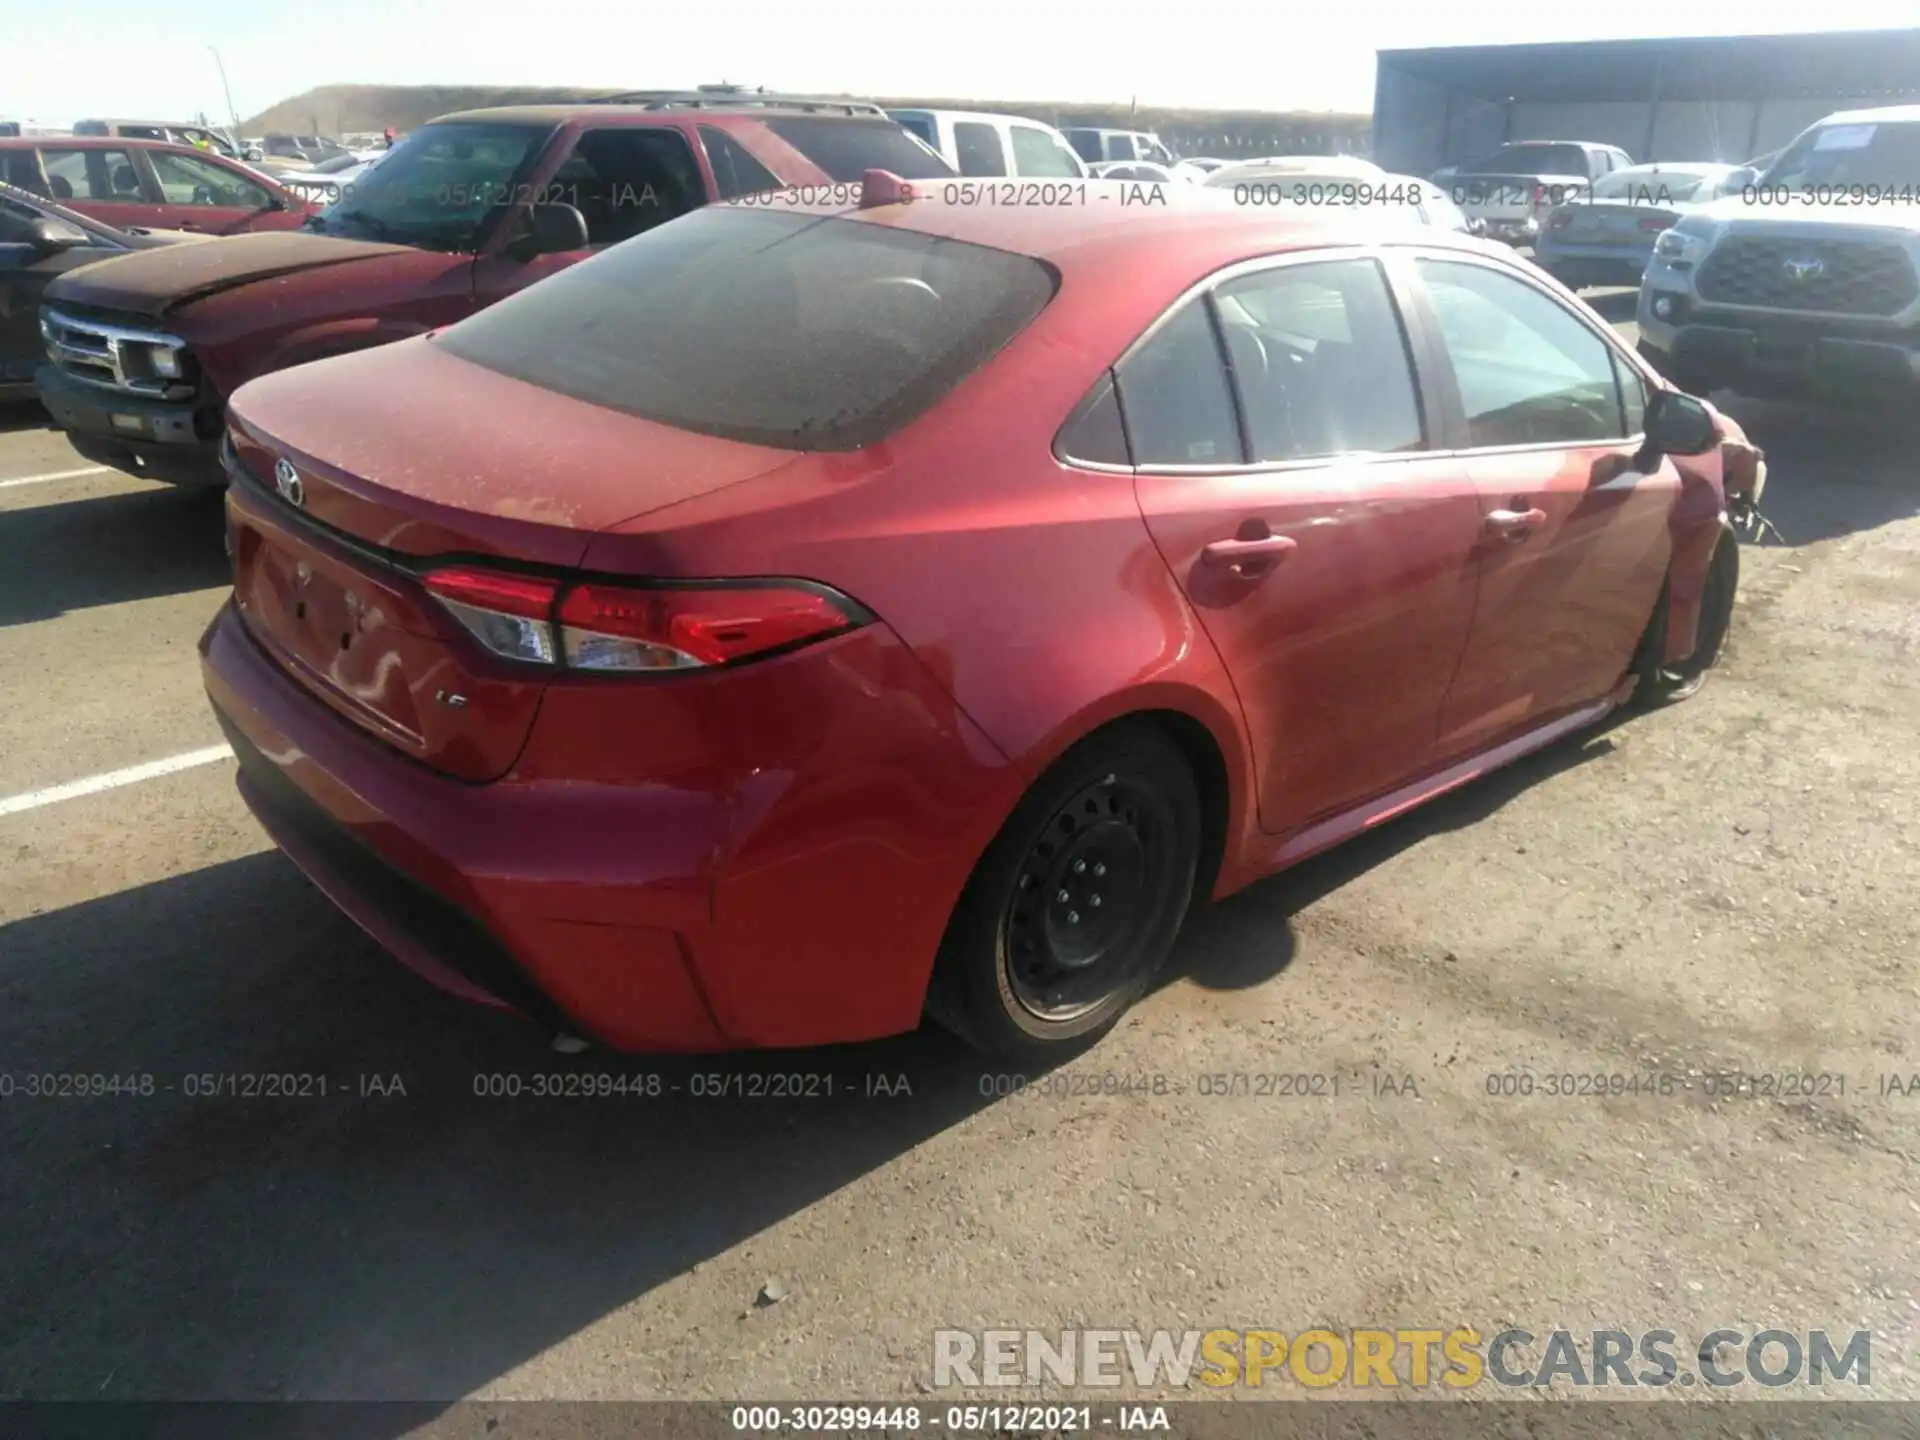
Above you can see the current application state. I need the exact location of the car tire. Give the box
[1633,537,1738,706]
[925,721,1200,1062]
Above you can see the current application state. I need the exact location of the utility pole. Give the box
[209,46,242,143]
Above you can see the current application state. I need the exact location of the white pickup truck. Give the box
[1432,140,1635,245]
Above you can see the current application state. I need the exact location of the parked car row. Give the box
[0,135,315,234]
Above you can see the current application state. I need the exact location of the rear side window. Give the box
[1108,134,1136,161]
[699,125,782,200]
[760,117,955,181]
[954,123,1006,177]
[1065,130,1102,163]
[434,208,1055,452]
[1213,259,1424,462]
[1114,299,1242,466]
[41,148,140,201]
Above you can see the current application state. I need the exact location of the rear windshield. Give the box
[1458,144,1588,177]
[433,207,1055,452]
[759,117,955,181]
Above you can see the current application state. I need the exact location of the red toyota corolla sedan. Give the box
[200,176,1764,1060]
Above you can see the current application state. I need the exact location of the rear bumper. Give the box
[200,596,1021,1052]
[1532,241,1649,287]
[35,363,225,487]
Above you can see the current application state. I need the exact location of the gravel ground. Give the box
[0,332,1916,1417]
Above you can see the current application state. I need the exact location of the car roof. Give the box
[888,109,1055,127]
[1818,104,1920,126]
[1607,161,1732,177]
[431,103,898,127]
[768,178,1495,271]
[0,135,206,154]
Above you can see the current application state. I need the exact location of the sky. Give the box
[2,0,1914,127]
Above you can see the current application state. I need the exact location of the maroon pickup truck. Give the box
[35,97,954,487]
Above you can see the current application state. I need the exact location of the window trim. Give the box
[1390,243,1657,459]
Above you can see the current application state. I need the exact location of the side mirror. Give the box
[27,216,90,254]
[1641,388,1719,458]
[1724,166,1759,192]
[520,202,589,257]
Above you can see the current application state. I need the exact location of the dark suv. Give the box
[36,94,954,487]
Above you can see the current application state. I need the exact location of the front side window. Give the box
[1114,298,1242,467]
[433,207,1055,453]
[1213,258,1424,462]
[548,128,705,247]
[1415,258,1627,448]
[40,148,140,202]
[149,151,269,209]
[1010,126,1080,178]
[1108,134,1137,161]
[306,121,547,251]
[953,123,1007,177]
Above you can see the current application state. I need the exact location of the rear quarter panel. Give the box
[577,259,1261,897]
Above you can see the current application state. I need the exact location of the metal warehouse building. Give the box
[1373,27,1920,174]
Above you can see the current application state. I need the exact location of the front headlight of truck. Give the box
[1653,220,1719,268]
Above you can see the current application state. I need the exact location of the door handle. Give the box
[1484,507,1547,541]
[1201,533,1298,574]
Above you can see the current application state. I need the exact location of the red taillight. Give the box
[421,565,862,673]
[423,567,558,618]
[559,583,856,670]
[423,567,560,664]
[1639,214,1678,232]
[1531,184,1547,207]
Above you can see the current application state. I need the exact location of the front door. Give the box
[1127,254,1486,837]
[472,125,710,307]
[1407,255,1679,757]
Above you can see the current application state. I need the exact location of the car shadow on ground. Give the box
[0,400,54,435]
[0,484,228,627]
[0,848,997,1410]
[0,717,1630,1415]
[1716,396,1920,546]
[1171,717,1625,997]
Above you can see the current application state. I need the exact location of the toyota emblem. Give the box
[1782,254,1826,281]
[274,457,305,507]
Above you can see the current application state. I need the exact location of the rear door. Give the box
[1128,252,1485,837]
[1403,252,1677,757]
[472,124,708,306]
[37,146,164,230]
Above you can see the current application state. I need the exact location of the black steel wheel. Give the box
[927,723,1200,1060]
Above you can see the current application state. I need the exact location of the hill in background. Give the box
[243,84,1372,157]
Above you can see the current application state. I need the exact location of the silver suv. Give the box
[1637,105,1920,401]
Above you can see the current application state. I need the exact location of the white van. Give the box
[887,110,1087,179]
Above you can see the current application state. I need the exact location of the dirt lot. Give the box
[1,302,1917,1411]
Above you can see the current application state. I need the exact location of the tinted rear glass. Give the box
[434,207,1055,452]
[1460,144,1588,176]
[760,117,955,181]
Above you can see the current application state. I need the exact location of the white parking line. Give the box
[0,466,111,490]
[0,745,234,819]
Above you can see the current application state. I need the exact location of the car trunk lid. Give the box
[1555,202,1679,244]
[224,339,808,781]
